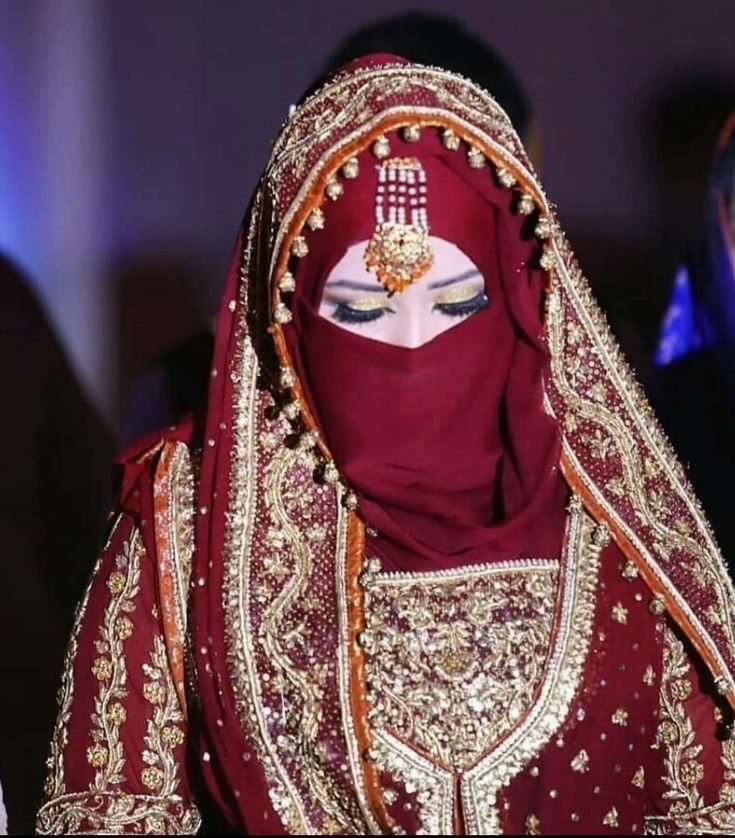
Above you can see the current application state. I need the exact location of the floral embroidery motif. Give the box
[644,626,735,834]
[525,813,541,834]
[140,636,187,797]
[213,58,735,834]
[655,627,706,814]
[38,524,201,835]
[612,707,629,726]
[571,749,590,773]
[612,602,628,624]
[37,792,200,835]
[352,501,602,833]
[87,532,142,788]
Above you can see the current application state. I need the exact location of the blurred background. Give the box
[2,0,735,833]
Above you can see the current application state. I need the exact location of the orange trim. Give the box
[560,454,735,711]
[344,511,394,834]
[152,441,188,718]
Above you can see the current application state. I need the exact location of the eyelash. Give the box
[331,303,392,324]
[329,290,489,325]
[434,291,489,318]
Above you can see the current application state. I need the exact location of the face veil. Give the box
[283,123,567,571]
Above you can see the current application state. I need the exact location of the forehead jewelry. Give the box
[364,156,434,294]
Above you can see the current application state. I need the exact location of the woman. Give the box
[37,56,735,835]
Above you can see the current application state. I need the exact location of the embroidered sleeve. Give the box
[36,509,200,835]
[644,624,735,835]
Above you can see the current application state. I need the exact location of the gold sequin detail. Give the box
[525,813,541,835]
[571,749,590,773]
[611,602,628,624]
[620,560,639,579]
[602,806,619,828]
[115,616,133,640]
[670,678,692,701]
[612,707,629,726]
[143,681,165,705]
[632,766,645,788]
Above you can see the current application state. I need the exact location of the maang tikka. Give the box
[364,156,434,294]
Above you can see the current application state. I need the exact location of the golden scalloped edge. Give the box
[36,791,201,835]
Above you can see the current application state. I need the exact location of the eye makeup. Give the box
[433,289,488,318]
[323,281,489,325]
[326,296,395,324]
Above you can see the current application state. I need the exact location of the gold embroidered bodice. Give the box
[362,559,559,772]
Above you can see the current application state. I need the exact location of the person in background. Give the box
[320,11,540,168]
[0,254,111,834]
[654,112,735,574]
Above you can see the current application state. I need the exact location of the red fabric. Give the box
[287,129,568,570]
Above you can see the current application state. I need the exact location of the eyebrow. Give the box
[325,279,387,292]
[326,268,482,293]
[427,269,482,289]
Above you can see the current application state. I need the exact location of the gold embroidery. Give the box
[644,627,735,834]
[38,524,200,835]
[525,812,541,834]
[644,665,656,686]
[222,245,369,835]
[656,627,706,814]
[218,58,735,833]
[603,806,619,827]
[363,559,558,771]
[140,636,187,799]
[36,792,200,835]
[632,766,645,788]
[612,602,628,624]
[571,749,590,773]
[87,531,143,788]
[463,501,603,834]
[621,559,639,579]
[612,707,629,726]
[544,234,735,702]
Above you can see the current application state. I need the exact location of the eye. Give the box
[433,289,489,318]
[330,298,394,324]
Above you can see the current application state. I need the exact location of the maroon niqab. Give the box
[285,128,568,570]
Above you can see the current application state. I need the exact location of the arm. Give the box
[36,442,200,835]
[645,624,735,835]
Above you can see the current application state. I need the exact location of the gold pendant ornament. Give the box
[364,157,434,294]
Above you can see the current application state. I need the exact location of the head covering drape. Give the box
[284,129,566,570]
